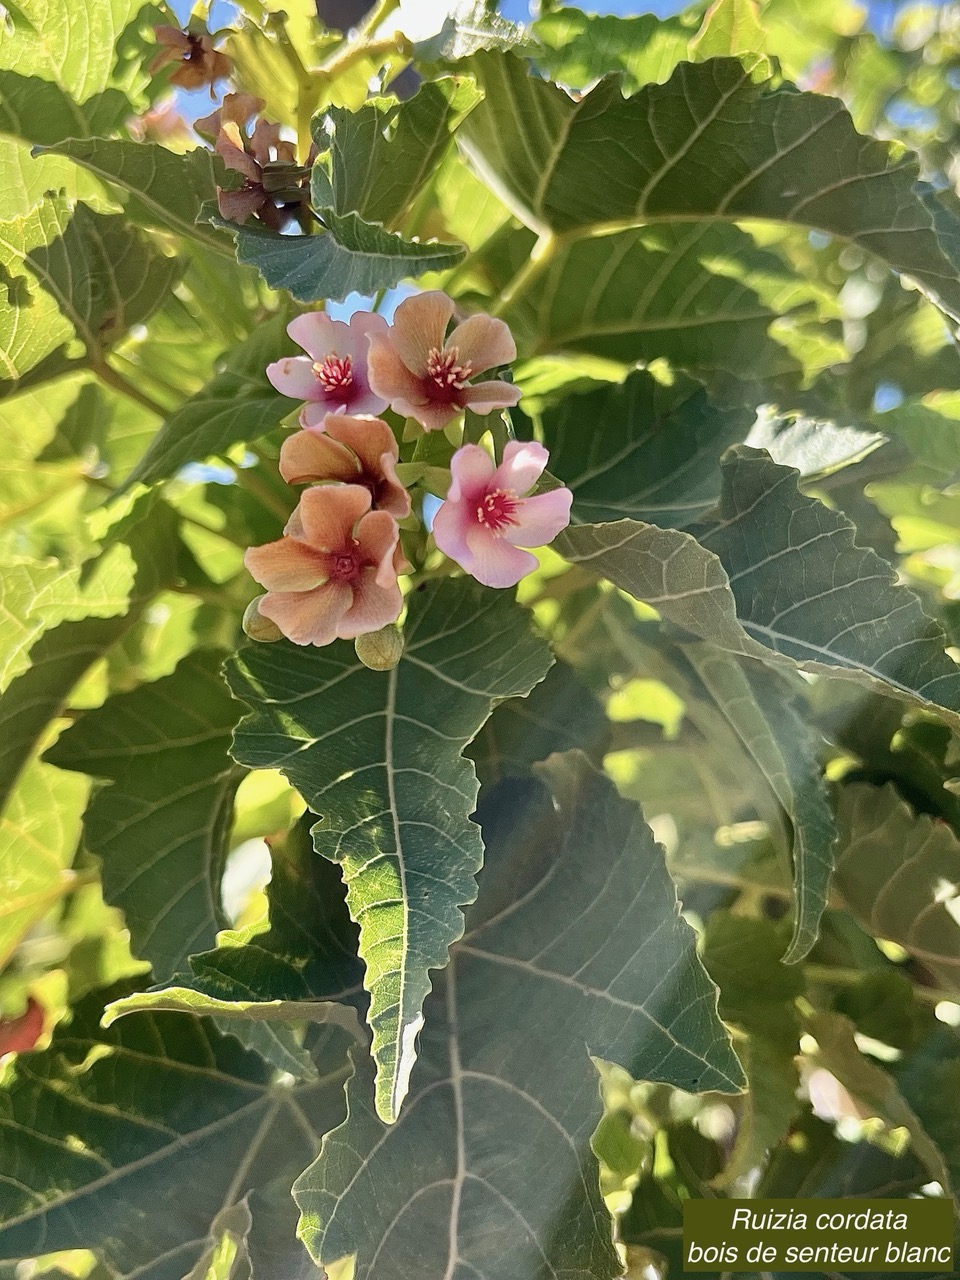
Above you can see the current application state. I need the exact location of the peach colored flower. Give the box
[150,26,230,90]
[244,486,402,647]
[279,414,411,519]
[367,291,521,433]
[267,312,388,423]
[433,441,572,588]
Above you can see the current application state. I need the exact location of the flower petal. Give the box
[244,538,327,592]
[300,401,335,428]
[432,497,472,565]
[460,379,522,415]
[390,291,455,375]
[367,332,429,410]
[287,311,346,361]
[259,582,352,646]
[217,186,264,224]
[338,569,403,639]
[325,414,397,469]
[491,440,550,495]
[356,509,401,584]
[411,400,461,432]
[448,444,495,503]
[279,429,359,485]
[378,451,413,518]
[297,484,371,550]
[503,488,573,548]
[463,525,537,588]
[266,356,323,401]
[215,123,260,181]
[447,313,516,374]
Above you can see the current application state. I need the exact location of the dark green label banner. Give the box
[682,1198,953,1272]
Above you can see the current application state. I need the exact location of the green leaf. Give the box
[123,313,297,490]
[46,650,245,981]
[0,986,352,1279]
[498,220,841,390]
[460,53,960,324]
[689,0,769,67]
[745,404,886,479]
[557,447,960,729]
[40,139,233,254]
[0,756,87,969]
[213,207,465,305]
[0,495,180,817]
[0,196,182,394]
[105,815,366,1080]
[531,7,697,92]
[542,368,753,527]
[294,754,743,1278]
[466,659,608,788]
[701,912,803,1185]
[0,0,152,146]
[228,578,552,1123]
[834,782,960,995]
[807,1009,953,1192]
[682,647,836,961]
[321,78,480,229]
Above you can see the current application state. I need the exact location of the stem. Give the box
[356,0,401,39]
[321,33,409,80]
[492,233,558,319]
[804,965,955,1007]
[236,464,293,522]
[94,361,169,419]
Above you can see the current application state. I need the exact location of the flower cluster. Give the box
[245,292,572,652]
[151,25,230,91]
[196,94,310,230]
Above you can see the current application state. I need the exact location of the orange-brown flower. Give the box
[214,120,299,226]
[279,414,411,519]
[367,290,521,433]
[150,26,230,90]
[195,93,265,141]
[244,486,403,647]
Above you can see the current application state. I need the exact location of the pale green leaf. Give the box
[46,650,245,981]
[123,313,297,490]
[294,755,743,1278]
[41,139,233,255]
[531,7,697,91]
[228,578,553,1123]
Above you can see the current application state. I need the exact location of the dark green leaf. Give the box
[213,207,465,304]
[834,782,960,995]
[228,578,553,1122]
[542,369,753,527]
[46,650,245,981]
[0,986,351,1280]
[557,448,960,729]
[294,754,743,1278]
[460,53,960,323]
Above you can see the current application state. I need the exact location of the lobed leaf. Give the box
[295,754,743,1278]
[228,578,552,1123]
[213,207,465,304]
[557,448,960,729]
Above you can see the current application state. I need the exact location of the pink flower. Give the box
[267,312,388,423]
[279,414,411,519]
[433,442,573,588]
[244,485,402,647]
[367,291,521,433]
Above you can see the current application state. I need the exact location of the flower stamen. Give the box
[476,489,521,535]
[426,346,473,393]
[313,353,354,392]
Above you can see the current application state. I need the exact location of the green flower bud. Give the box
[242,596,283,643]
[355,623,404,671]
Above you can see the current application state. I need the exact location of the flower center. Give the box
[476,488,520,535]
[313,353,354,393]
[330,545,361,582]
[426,346,473,394]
